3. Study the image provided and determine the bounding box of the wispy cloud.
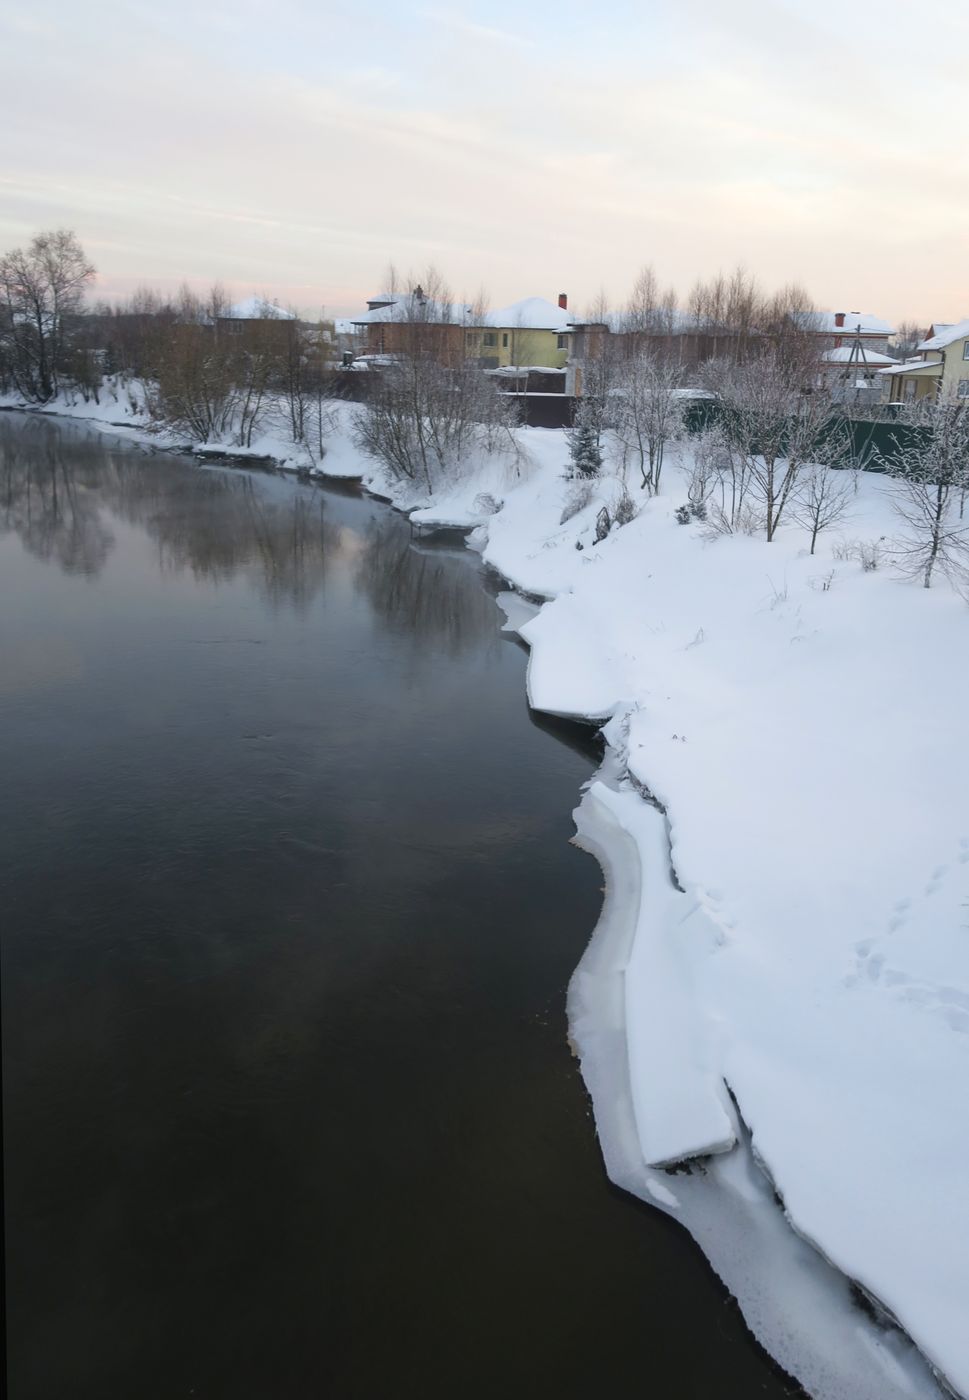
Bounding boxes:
[0,0,965,320]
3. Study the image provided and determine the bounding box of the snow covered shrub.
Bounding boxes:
[473,493,502,516]
[614,487,637,527]
[675,504,692,525]
[835,537,884,572]
[594,506,611,543]
[559,479,595,524]
[353,355,517,495]
[856,538,884,572]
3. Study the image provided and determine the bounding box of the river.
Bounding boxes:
[0,413,802,1398]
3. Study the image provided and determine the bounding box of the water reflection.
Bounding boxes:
[0,434,115,577]
[355,524,500,658]
[0,411,802,1400]
[0,416,502,658]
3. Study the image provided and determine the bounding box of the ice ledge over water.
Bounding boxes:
[579,782,736,1167]
[569,780,947,1400]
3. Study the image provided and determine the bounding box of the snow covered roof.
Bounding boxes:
[810,311,894,336]
[225,296,296,320]
[484,297,573,331]
[487,365,566,376]
[352,295,474,325]
[821,347,897,366]
[877,358,943,376]
[917,317,969,351]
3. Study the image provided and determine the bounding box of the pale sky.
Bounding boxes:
[1,0,967,323]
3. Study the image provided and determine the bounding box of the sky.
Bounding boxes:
[1,0,967,324]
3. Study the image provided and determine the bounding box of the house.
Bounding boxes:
[351,287,474,367]
[819,345,897,403]
[470,295,573,370]
[879,319,969,403]
[217,296,299,350]
[808,311,895,355]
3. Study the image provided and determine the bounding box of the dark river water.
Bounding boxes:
[0,414,801,1399]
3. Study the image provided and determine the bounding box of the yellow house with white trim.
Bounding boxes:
[464,296,573,370]
[880,319,969,402]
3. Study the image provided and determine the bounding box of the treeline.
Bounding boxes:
[0,230,339,458]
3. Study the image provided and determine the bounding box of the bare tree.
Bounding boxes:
[892,320,924,361]
[149,286,237,441]
[883,395,969,590]
[0,229,95,401]
[353,271,516,493]
[707,349,845,540]
[792,461,855,554]
[614,352,686,492]
[355,356,516,494]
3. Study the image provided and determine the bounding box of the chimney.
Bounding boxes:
[558,292,568,310]
[834,312,845,328]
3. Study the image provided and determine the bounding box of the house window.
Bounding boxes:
[962,341,969,360]
[482,332,497,348]
[502,333,508,349]
[556,335,566,349]
[958,378,969,399]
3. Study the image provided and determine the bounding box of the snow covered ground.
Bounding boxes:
[9,392,968,1397]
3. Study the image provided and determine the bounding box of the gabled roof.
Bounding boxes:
[225,296,296,320]
[484,297,573,331]
[917,318,969,351]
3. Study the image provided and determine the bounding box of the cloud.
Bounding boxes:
[0,0,966,320]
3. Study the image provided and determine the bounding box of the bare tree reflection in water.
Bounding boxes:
[0,412,502,644]
[0,415,345,611]
[0,436,115,577]
[354,517,501,659]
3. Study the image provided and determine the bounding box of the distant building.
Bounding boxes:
[879,319,969,403]
[807,311,894,355]
[351,287,473,366]
[217,296,298,349]
[469,295,573,370]
[819,345,897,404]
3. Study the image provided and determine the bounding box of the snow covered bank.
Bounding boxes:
[568,781,942,1400]
[336,419,967,1398]
[0,382,367,478]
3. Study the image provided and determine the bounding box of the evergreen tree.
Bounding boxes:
[569,397,603,477]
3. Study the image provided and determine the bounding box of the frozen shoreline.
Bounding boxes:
[566,780,945,1400]
[8,397,967,1398]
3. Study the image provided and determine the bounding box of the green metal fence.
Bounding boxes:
[681,396,923,472]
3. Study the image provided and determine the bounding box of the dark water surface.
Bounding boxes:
[0,414,799,1399]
